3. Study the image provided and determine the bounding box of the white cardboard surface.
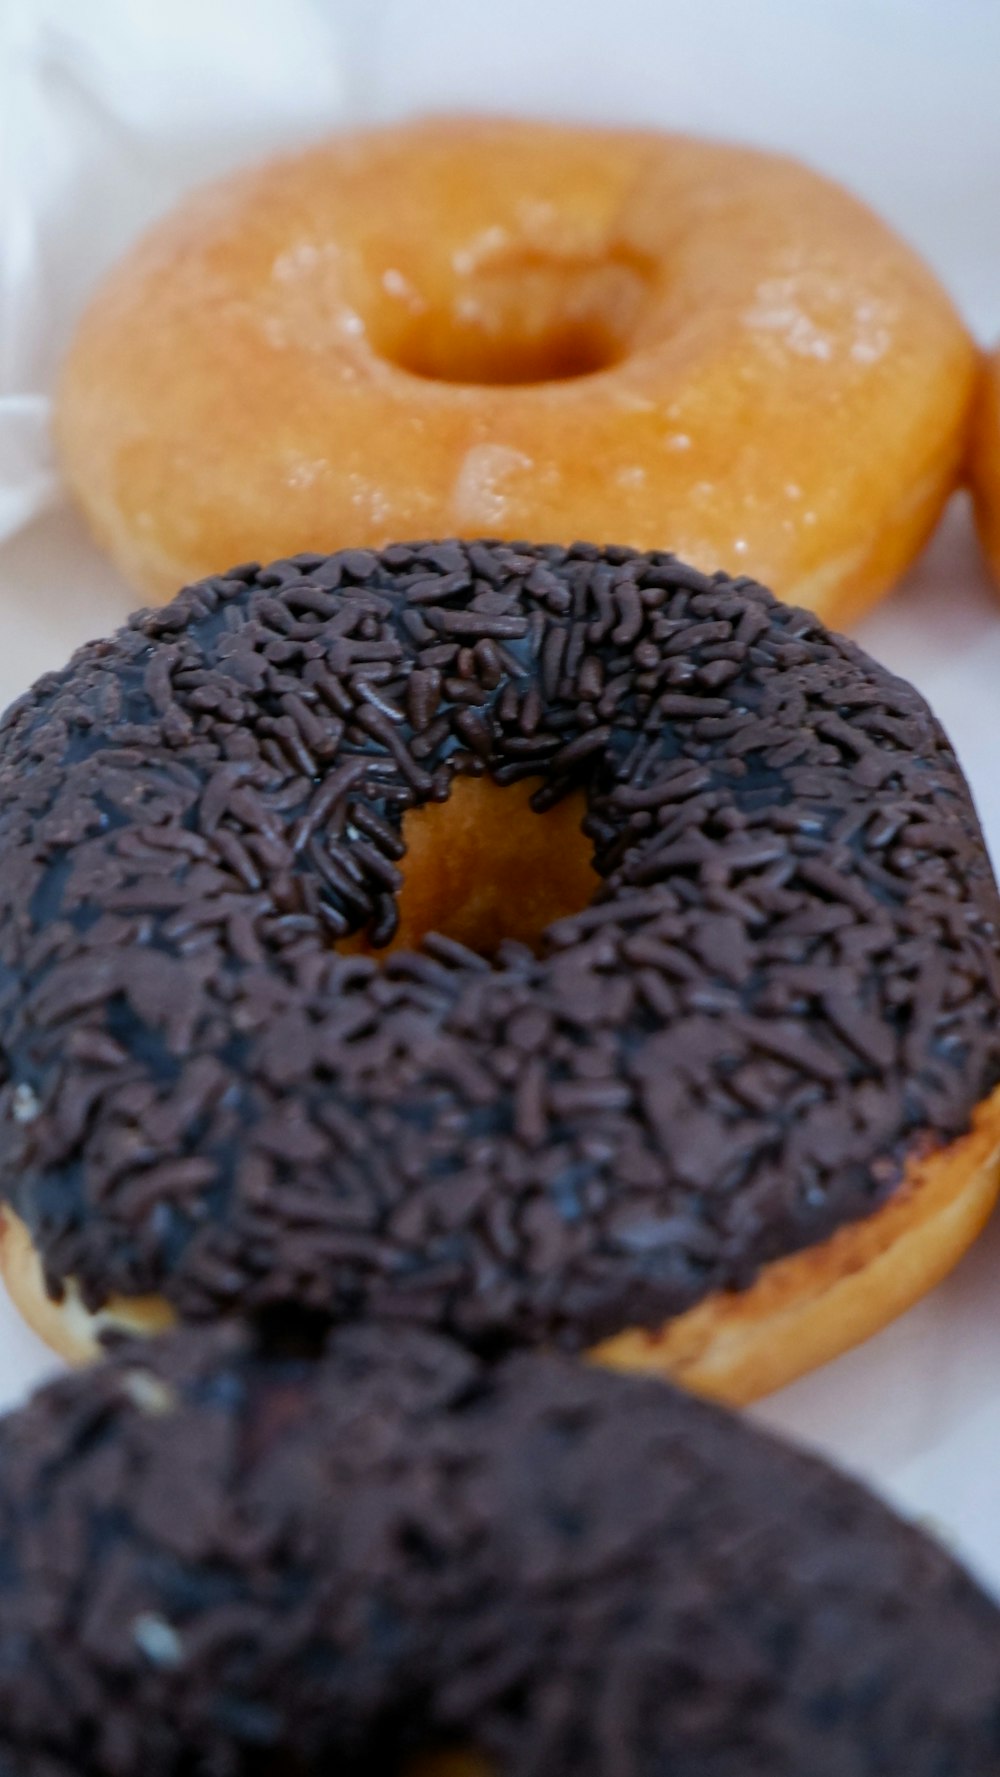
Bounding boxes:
[3,0,1000,1596]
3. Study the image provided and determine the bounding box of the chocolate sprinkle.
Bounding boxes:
[0,1321,999,1774]
[0,540,998,1347]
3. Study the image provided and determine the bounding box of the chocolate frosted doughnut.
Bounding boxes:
[1,1321,999,1775]
[1,541,1000,1396]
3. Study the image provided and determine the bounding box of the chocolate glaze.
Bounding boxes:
[0,541,998,1345]
[0,1321,999,1775]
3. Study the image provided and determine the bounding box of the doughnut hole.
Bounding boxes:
[405,1754,493,1777]
[367,250,651,386]
[345,777,597,960]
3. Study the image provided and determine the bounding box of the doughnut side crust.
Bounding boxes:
[1,1323,1000,1775]
[594,1076,1000,1400]
[5,1075,1000,1400]
[0,544,998,1364]
[55,118,976,623]
[970,345,1000,588]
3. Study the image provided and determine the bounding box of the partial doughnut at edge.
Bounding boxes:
[0,1322,999,1774]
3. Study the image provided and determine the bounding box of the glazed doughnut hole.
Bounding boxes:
[366,247,653,386]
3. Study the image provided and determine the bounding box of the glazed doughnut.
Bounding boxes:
[2,542,1000,1400]
[4,538,1000,1389]
[3,1319,1000,1775]
[56,117,975,627]
[970,342,1000,586]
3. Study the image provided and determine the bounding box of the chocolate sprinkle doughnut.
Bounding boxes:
[0,540,998,1349]
[1,1320,999,1775]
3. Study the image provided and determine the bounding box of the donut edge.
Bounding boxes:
[593,1078,1000,1403]
[5,1080,1000,1397]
